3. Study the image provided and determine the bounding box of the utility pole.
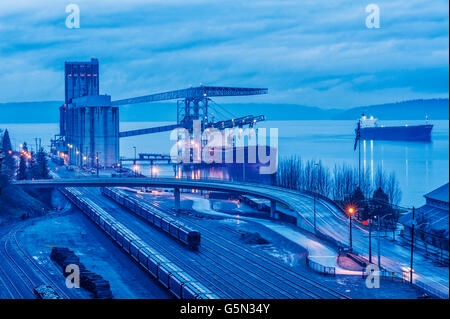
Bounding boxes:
[313,163,319,232]
[410,206,415,283]
[349,213,353,251]
[347,207,354,251]
[313,188,316,232]
[369,219,372,263]
[377,213,381,269]
[357,119,361,188]
[133,146,137,177]
[96,152,99,177]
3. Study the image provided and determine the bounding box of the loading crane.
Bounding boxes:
[112,86,268,137]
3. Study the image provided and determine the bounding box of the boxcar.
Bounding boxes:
[157,263,183,289]
[147,254,171,278]
[169,272,196,299]
[169,222,180,239]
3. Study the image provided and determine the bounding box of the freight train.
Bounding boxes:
[101,187,201,250]
[61,187,217,299]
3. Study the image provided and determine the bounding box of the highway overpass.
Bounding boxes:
[12,177,339,236]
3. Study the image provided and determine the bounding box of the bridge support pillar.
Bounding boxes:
[270,200,279,219]
[174,188,181,212]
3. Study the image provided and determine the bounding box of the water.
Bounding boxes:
[2,120,448,207]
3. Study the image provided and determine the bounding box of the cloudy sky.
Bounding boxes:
[0,0,448,107]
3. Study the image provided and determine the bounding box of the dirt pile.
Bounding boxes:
[51,247,113,299]
[239,231,269,245]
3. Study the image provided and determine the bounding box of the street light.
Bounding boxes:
[133,146,137,177]
[347,206,355,251]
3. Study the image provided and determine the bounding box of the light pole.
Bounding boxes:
[313,162,319,232]
[377,214,381,268]
[363,219,372,263]
[376,212,395,269]
[96,152,99,177]
[410,206,415,283]
[347,206,355,251]
[133,146,137,177]
[313,188,317,231]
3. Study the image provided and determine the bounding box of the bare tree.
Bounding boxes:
[385,172,402,205]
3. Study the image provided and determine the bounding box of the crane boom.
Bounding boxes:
[111,86,268,106]
[118,115,265,138]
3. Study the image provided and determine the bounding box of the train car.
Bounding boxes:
[161,217,175,233]
[109,224,119,240]
[157,263,184,289]
[181,282,212,300]
[122,234,134,254]
[181,283,198,299]
[196,293,221,299]
[125,198,136,212]
[115,230,126,248]
[169,222,180,239]
[102,187,201,249]
[169,272,197,299]
[34,285,62,299]
[147,254,171,278]
[138,247,152,268]
[178,228,201,250]
[130,240,146,262]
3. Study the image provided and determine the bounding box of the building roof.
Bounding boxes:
[399,204,448,231]
[424,183,449,203]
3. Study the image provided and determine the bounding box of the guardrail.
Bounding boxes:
[305,250,336,276]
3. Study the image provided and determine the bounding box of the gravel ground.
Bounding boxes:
[17,206,172,299]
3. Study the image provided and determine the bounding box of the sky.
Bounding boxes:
[0,0,448,108]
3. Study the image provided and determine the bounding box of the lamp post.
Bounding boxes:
[363,219,372,263]
[347,206,355,251]
[133,146,137,177]
[313,188,317,231]
[410,206,415,283]
[96,152,99,177]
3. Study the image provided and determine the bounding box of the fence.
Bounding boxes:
[305,251,336,276]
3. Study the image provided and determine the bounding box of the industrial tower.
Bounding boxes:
[54,58,268,168]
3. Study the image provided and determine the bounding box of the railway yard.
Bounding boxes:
[0,164,424,299]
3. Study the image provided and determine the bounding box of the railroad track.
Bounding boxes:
[0,253,23,298]
[83,188,283,298]
[110,190,350,299]
[148,200,351,299]
[0,216,74,299]
[2,227,39,298]
[10,226,72,299]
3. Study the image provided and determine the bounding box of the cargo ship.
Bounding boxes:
[356,114,433,141]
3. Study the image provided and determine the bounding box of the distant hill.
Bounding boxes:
[0,98,448,123]
[0,101,62,124]
[332,99,449,120]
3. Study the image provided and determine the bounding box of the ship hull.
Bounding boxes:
[359,124,433,141]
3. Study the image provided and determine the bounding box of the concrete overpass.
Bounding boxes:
[12,178,339,235]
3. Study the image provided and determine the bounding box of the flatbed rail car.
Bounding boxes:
[101,187,201,250]
[34,285,62,299]
[60,187,216,299]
